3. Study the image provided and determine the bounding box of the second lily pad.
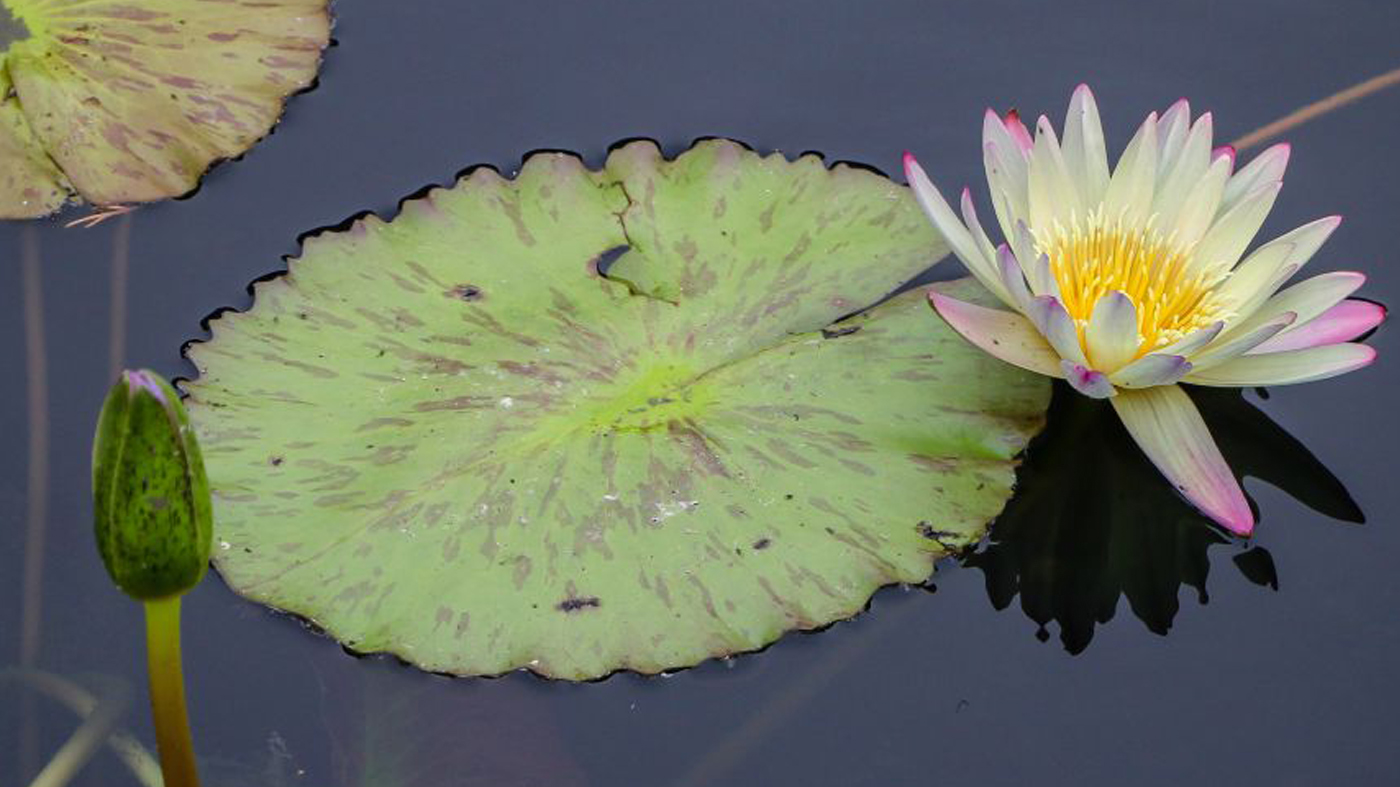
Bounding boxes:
[184,140,1049,679]
[0,0,331,217]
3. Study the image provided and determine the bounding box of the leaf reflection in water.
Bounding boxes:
[965,382,1362,654]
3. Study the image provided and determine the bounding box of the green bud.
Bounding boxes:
[92,369,213,601]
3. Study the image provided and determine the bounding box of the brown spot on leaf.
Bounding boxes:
[448,284,483,301]
[557,596,601,613]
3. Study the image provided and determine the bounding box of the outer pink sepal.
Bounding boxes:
[1250,299,1386,353]
[927,287,1064,378]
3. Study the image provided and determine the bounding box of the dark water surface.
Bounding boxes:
[4,1,1399,784]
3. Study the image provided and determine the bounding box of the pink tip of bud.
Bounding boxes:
[124,370,169,405]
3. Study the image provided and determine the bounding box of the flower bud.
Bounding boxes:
[92,369,212,600]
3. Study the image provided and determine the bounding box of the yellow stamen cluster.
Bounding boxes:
[1035,207,1231,353]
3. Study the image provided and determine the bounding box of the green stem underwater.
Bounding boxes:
[143,596,201,787]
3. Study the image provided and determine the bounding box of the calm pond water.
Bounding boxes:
[3,0,1399,784]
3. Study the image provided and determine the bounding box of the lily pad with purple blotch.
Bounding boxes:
[183,139,1049,679]
[0,0,330,218]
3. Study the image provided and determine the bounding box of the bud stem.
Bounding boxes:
[143,596,200,787]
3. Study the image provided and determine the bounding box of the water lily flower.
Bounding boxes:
[906,86,1383,535]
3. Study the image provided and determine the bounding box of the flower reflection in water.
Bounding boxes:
[964,382,1362,654]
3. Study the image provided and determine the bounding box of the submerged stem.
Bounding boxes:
[19,224,49,783]
[108,213,132,380]
[144,596,201,787]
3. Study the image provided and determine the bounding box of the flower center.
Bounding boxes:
[1035,208,1231,354]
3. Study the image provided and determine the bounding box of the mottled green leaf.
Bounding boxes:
[184,140,1049,679]
[0,0,331,218]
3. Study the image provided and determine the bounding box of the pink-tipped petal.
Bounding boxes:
[904,153,1003,295]
[1061,361,1116,399]
[1185,342,1377,387]
[1211,145,1237,171]
[928,288,1064,378]
[1003,109,1034,154]
[1250,299,1386,353]
[1111,385,1254,535]
[1109,353,1193,388]
[982,117,1031,230]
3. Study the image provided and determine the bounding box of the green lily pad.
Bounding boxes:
[183,139,1049,679]
[0,0,331,218]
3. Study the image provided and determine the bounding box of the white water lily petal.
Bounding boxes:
[1250,300,1386,353]
[1185,343,1376,387]
[1102,114,1159,225]
[983,141,1027,243]
[1228,271,1366,340]
[961,188,999,269]
[996,245,1033,312]
[1028,295,1089,366]
[1110,353,1193,388]
[1061,84,1111,203]
[1026,250,1060,301]
[1222,143,1290,212]
[1191,312,1297,371]
[1012,221,1056,296]
[1155,321,1226,357]
[1190,181,1282,272]
[904,154,1005,299]
[1085,291,1141,372]
[1173,154,1233,249]
[1153,113,1214,227]
[1028,117,1081,230]
[1110,385,1253,535]
[1062,361,1116,398]
[1212,242,1297,318]
[1155,99,1192,176]
[1258,215,1343,273]
[983,111,1030,221]
[927,289,1064,378]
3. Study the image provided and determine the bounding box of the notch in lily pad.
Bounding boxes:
[183,139,1051,680]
